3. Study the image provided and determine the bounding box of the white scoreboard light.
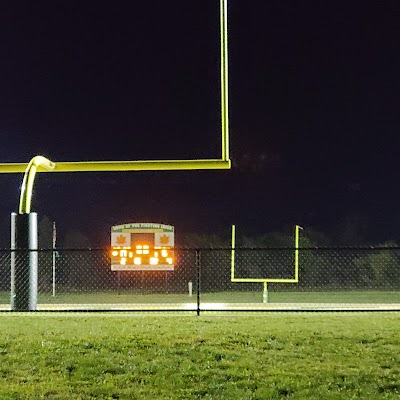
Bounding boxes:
[111,223,175,271]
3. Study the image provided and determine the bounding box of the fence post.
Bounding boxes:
[196,249,201,316]
[10,213,16,310]
[11,212,38,311]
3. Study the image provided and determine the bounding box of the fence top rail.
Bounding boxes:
[1,246,400,252]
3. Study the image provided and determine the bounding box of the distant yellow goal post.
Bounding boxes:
[231,225,303,303]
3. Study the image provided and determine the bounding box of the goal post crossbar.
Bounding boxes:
[0,159,231,174]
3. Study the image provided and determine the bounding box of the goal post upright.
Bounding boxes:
[294,224,303,282]
[220,0,229,162]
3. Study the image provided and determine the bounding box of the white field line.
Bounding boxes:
[1,303,400,311]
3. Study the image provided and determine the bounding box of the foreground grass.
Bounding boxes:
[0,313,399,399]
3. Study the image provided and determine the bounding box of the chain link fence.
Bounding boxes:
[1,247,399,311]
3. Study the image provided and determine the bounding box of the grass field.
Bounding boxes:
[1,290,399,306]
[0,313,399,399]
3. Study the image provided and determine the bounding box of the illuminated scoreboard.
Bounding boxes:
[111,223,174,271]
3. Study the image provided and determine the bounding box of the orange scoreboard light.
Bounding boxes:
[111,223,174,271]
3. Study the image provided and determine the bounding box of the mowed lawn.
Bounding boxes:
[0,313,399,399]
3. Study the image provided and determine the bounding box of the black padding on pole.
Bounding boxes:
[11,213,38,311]
[13,214,30,311]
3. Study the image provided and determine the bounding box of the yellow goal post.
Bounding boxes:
[0,0,231,214]
[231,225,303,303]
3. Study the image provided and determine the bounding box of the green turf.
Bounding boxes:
[201,290,400,304]
[0,313,399,399]
[1,290,399,307]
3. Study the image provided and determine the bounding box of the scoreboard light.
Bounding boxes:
[111,246,174,269]
[136,244,150,255]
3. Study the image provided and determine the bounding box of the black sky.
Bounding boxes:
[0,0,399,245]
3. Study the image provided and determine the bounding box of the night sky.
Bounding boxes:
[0,1,399,245]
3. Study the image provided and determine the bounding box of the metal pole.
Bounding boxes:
[196,250,201,316]
[231,224,236,280]
[52,221,56,297]
[10,213,16,309]
[13,156,54,311]
[117,271,121,294]
[29,213,38,310]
